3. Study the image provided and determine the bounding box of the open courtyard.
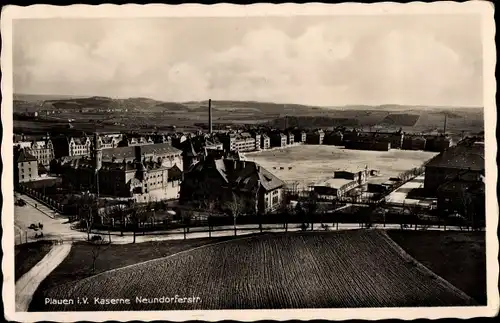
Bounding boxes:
[244,145,439,189]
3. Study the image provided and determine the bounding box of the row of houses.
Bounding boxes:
[321,128,452,152]
[214,128,321,152]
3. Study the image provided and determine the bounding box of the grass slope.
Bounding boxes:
[32,230,475,311]
[387,230,486,305]
[15,241,53,281]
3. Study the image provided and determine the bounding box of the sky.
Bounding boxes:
[13,15,483,107]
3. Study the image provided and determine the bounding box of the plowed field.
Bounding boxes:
[34,230,475,311]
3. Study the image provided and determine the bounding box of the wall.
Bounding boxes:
[18,160,39,182]
[262,188,283,213]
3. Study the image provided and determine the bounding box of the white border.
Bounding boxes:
[2,2,498,321]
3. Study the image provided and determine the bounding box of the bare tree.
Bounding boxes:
[457,186,479,231]
[203,200,217,238]
[226,193,244,236]
[282,202,296,233]
[99,204,115,243]
[303,194,319,231]
[128,203,146,244]
[78,193,97,241]
[142,201,156,235]
[90,238,111,274]
[182,209,194,240]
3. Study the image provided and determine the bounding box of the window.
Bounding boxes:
[22,175,24,179]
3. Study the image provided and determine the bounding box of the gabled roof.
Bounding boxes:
[426,144,484,171]
[182,139,198,157]
[186,156,284,192]
[168,164,183,181]
[17,149,37,163]
[102,143,181,161]
[256,165,285,191]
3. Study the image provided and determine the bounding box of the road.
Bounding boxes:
[15,243,72,312]
[87,221,470,244]
[14,193,472,245]
[14,193,86,244]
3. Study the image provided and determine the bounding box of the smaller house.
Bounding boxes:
[292,129,307,143]
[269,132,287,148]
[15,148,39,184]
[260,134,271,149]
[306,129,324,145]
[334,167,369,185]
[402,135,427,150]
[312,178,358,200]
[367,177,390,194]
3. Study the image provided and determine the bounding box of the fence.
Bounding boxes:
[397,165,426,182]
[17,184,65,215]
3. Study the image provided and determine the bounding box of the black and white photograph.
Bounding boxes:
[2,2,498,321]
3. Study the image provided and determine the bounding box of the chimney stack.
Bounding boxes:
[208,99,213,134]
[134,145,142,162]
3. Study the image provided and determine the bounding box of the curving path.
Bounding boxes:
[15,243,72,312]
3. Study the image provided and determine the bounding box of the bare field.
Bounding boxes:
[244,145,438,188]
[387,230,486,304]
[34,230,474,311]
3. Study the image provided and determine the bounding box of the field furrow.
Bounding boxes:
[32,231,476,311]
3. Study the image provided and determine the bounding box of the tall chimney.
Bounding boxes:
[443,114,447,134]
[208,99,213,134]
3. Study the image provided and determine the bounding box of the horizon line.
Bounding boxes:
[13,93,483,109]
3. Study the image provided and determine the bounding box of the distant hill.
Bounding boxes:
[13,94,484,134]
[14,93,89,102]
[380,114,420,126]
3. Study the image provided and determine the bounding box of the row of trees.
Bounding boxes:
[74,184,483,245]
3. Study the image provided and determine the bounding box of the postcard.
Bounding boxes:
[2,2,498,322]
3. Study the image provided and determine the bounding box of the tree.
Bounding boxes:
[78,192,97,241]
[89,236,111,274]
[142,201,156,235]
[128,202,146,244]
[99,203,115,243]
[282,202,296,233]
[113,204,128,236]
[226,193,244,236]
[182,209,194,240]
[330,199,340,229]
[457,185,483,231]
[303,194,319,231]
[203,200,217,238]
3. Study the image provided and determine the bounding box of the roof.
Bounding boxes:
[182,139,198,157]
[438,180,485,194]
[168,164,183,181]
[17,149,37,163]
[314,178,353,189]
[367,177,389,185]
[187,156,284,192]
[425,144,484,171]
[102,143,182,161]
[335,167,367,175]
[256,166,285,191]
